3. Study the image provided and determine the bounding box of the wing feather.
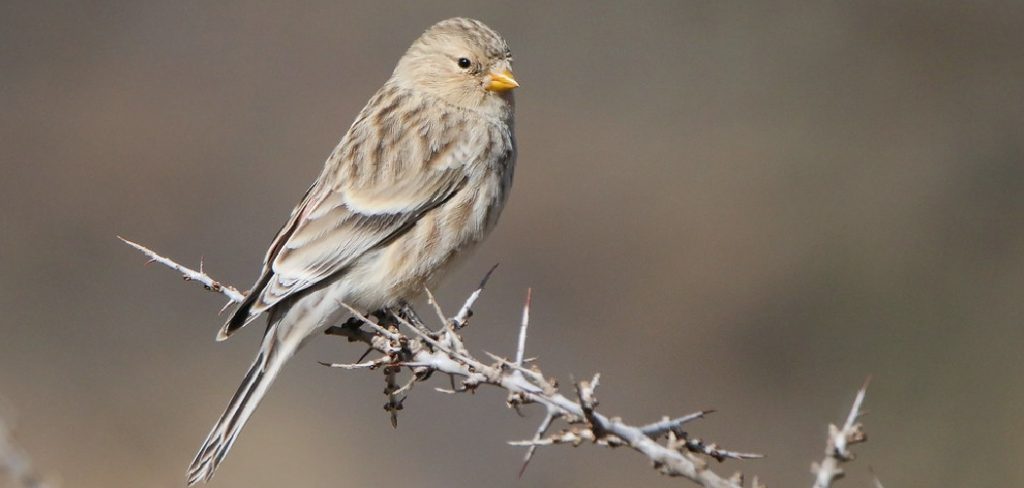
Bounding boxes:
[218,84,483,339]
[218,104,476,339]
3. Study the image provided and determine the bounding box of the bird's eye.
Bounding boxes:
[457,57,472,69]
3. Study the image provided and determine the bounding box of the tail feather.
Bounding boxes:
[186,334,295,485]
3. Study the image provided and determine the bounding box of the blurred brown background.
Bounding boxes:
[2,1,1023,487]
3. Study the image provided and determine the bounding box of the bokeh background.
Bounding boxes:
[2,1,1023,487]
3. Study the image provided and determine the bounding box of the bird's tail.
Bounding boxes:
[186,327,299,485]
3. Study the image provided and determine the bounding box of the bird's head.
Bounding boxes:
[393,18,517,114]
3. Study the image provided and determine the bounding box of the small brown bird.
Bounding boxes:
[186,18,517,484]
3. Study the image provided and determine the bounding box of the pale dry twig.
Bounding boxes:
[811,378,870,488]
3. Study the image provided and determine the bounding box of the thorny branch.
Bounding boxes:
[121,238,874,488]
[118,237,245,303]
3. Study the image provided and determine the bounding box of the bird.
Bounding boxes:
[186,17,518,485]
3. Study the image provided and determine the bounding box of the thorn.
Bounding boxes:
[479,262,500,289]
[869,466,886,488]
[517,459,531,479]
[422,287,449,328]
[356,347,373,363]
[514,288,532,366]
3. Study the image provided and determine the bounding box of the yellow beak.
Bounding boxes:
[486,69,519,92]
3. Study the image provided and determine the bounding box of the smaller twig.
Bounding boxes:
[335,302,401,341]
[640,411,714,438]
[384,366,402,428]
[509,429,591,447]
[217,300,234,315]
[391,375,419,397]
[483,353,542,384]
[423,288,449,329]
[518,405,560,477]
[451,263,499,329]
[677,435,764,462]
[319,357,391,370]
[396,302,434,336]
[118,236,245,303]
[836,379,869,456]
[811,378,871,488]
[514,288,532,367]
[388,312,484,370]
[869,467,885,488]
[576,373,604,439]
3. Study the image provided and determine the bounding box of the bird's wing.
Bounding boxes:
[266,165,468,306]
[218,122,477,339]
